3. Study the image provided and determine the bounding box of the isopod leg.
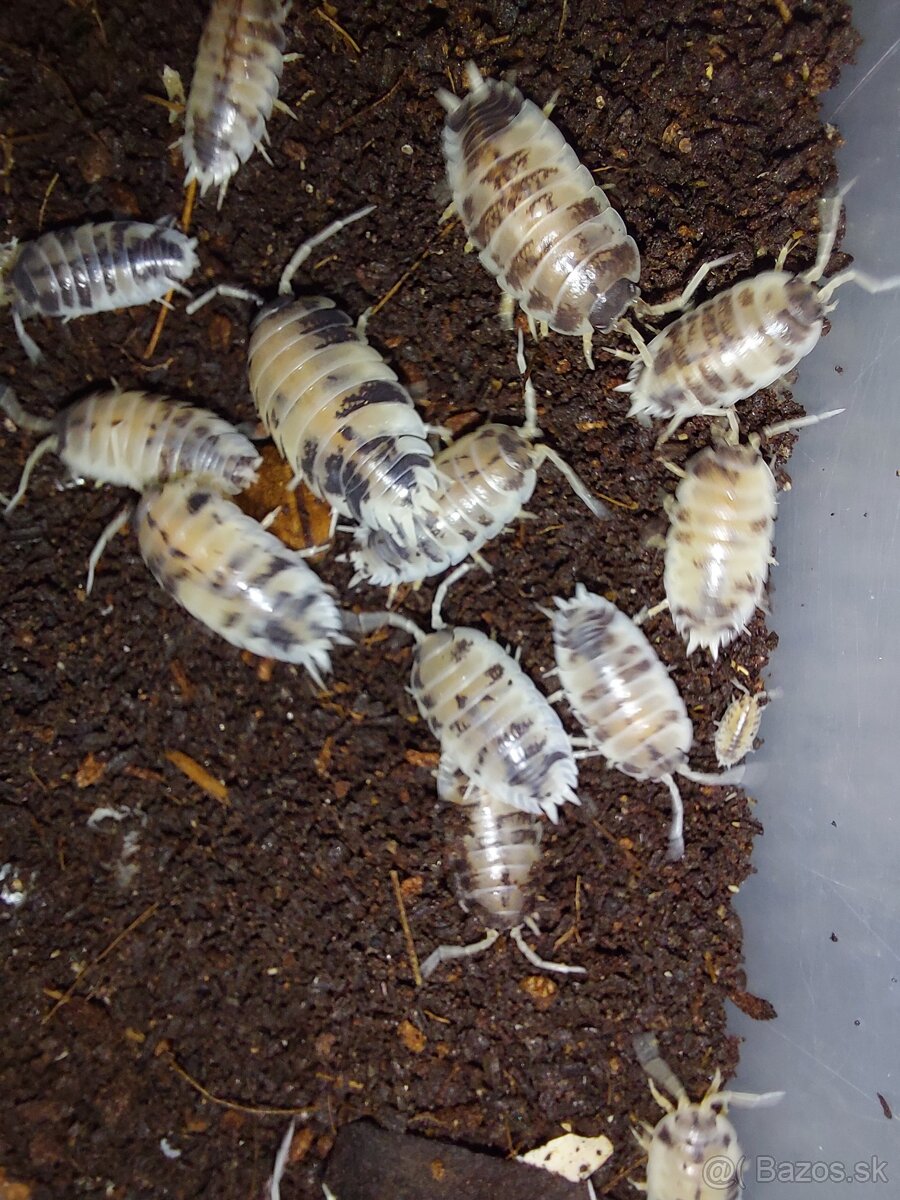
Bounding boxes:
[662,773,685,861]
[419,928,500,979]
[4,435,55,513]
[637,254,736,318]
[12,311,43,363]
[509,925,586,975]
[535,445,610,519]
[86,504,132,595]
[185,283,264,316]
[278,204,376,295]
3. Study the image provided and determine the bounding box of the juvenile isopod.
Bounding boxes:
[2,386,261,591]
[632,1032,784,1200]
[419,760,584,978]
[714,681,775,768]
[0,218,199,362]
[546,585,737,859]
[349,335,607,589]
[616,188,900,439]
[438,62,640,365]
[137,476,345,683]
[356,567,579,822]
[182,0,292,205]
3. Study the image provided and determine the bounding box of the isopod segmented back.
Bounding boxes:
[439,63,640,349]
[137,476,345,683]
[2,388,261,513]
[410,622,579,823]
[0,220,199,362]
[248,295,441,541]
[437,757,543,930]
[183,0,291,203]
[547,585,735,859]
[665,441,776,660]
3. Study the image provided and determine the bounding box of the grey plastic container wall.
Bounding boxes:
[730,4,900,1196]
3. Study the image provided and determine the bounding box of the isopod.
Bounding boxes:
[419,759,584,978]
[2,386,261,592]
[664,439,777,660]
[137,476,345,683]
[349,336,607,588]
[632,1032,784,1200]
[546,585,737,860]
[2,387,261,510]
[248,297,441,543]
[617,188,900,438]
[715,682,774,768]
[0,218,199,362]
[182,0,291,205]
[438,62,641,365]
[356,567,579,822]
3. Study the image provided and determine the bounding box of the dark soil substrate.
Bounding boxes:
[0,2,856,1197]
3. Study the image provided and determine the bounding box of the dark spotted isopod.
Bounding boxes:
[439,62,640,364]
[0,219,199,362]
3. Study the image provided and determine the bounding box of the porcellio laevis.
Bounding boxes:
[248,294,442,542]
[618,189,900,438]
[2,387,261,514]
[182,0,291,205]
[0,219,199,362]
[357,569,579,822]
[547,586,737,860]
[632,1033,784,1200]
[438,62,641,365]
[137,476,345,684]
[663,439,777,660]
[348,345,607,589]
[418,760,584,979]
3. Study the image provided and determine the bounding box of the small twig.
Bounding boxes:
[42,901,160,1024]
[558,0,568,39]
[164,749,228,804]
[142,93,185,116]
[335,70,406,135]
[142,179,196,359]
[168,1054,313,1117]
[370,219,459,318]
[390,869,423,987]
[314,7,361,56]
[593,488,640,511]
[37,172,59,231]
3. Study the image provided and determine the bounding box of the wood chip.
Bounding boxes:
[164,751,228,803]
[75,753,106,789]
[403,748,440,769]
[728,988,777,1020]
[398,1019,427,1053]
[236,445,334,557]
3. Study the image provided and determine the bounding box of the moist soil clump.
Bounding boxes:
[0,2,856,1197]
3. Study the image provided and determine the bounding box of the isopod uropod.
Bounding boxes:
[438,62,641,365]
[357,567,580,823]
[663,439,777,660]
[182,0,292,205]
[547,585,736,859]
[618,189,900,439]
[419,760,584,978]
[349,341,607,589]
[632,1032,784,1200]
[137,476,346,684]
[0,219,199,362]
